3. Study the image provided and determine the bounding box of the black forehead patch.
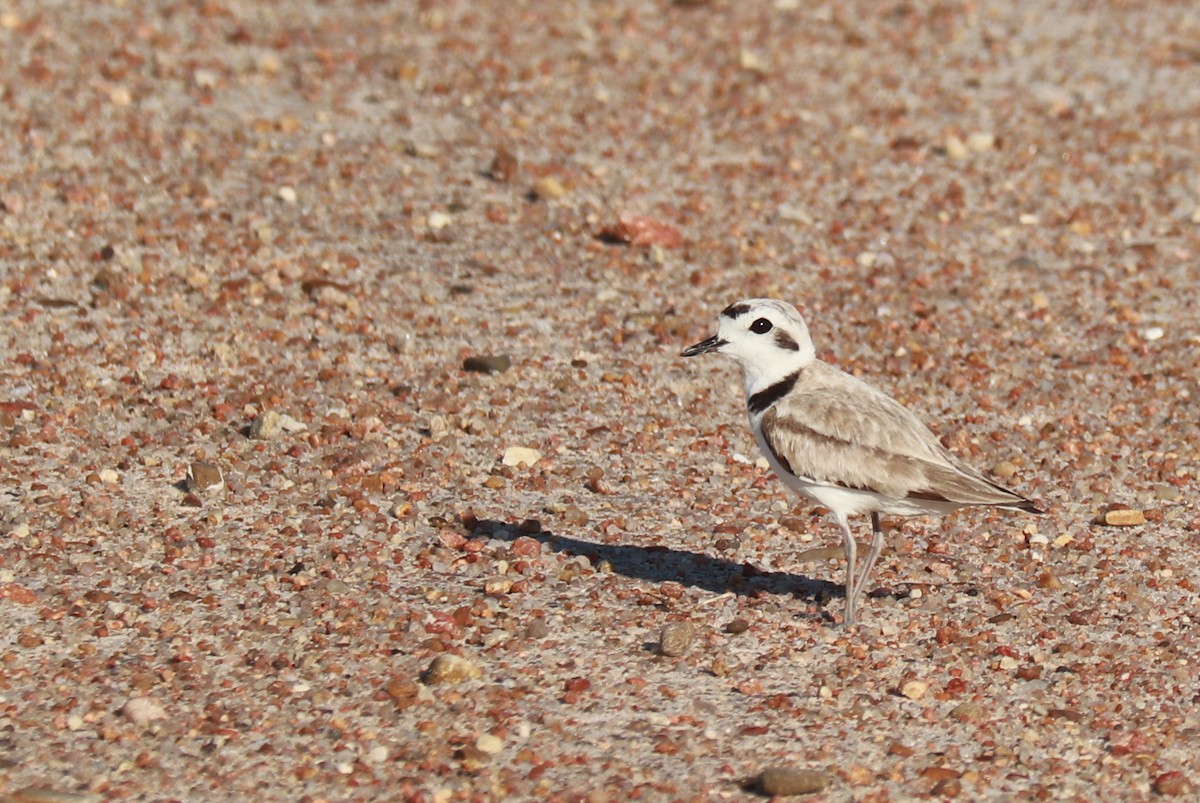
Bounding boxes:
[721,302,752,319]
[774,330,800,351]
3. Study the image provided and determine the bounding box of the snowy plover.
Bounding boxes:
[682,298,1042,626]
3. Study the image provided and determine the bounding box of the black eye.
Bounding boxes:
[750,318,773,334]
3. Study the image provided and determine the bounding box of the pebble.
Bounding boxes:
[1154,485,1181,501]
[948,701,986,724]
[475,733,503,754]
[601,213,683,248]
[898,679,928,700]
[249,410,283,439]
[531,177,566,200]
[427,211,451,230]
[277,186,297,204]
[422,654,482,685]
[248,410,305,439]
[1037,572,1063,590]
[1097,509,1145,527]
[0,583,38,605]
[723,618,750,635]
[121,696,167,725]
[756,767,831,796]
[1153,771,1193,797]
[386,678,419,702]
[484,577,513,595]
[966,131,995,153]
[523,619,550,640]
[405,140,441,158]
[658,621,696,657]
[991,460,1018,479]
[739,48,767,74]
[945,135,970,160]
[562,505,589,526]
[98,468,120,484]
[489,148,519,182]
[256,53,283,75]
[775,203,812,225]
[192,68,218,89]
[186,462,224,494]
[463,354,512,373]
[502,447,542,468]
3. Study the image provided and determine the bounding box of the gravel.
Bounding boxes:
[2,0,1199,800]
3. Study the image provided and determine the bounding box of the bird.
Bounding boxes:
[681,298,1042,626]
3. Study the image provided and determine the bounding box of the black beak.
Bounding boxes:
[680,335,725,357]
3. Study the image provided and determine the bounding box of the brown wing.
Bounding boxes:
[761,378,1036,508]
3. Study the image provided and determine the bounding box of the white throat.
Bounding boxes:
[729,340,814,401]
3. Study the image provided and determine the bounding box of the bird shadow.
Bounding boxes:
[464,516,843,615]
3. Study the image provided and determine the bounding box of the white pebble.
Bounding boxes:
[121,696,167,725]
[739,48,767,73]
[475,733,503,754]
[502,446,541,467]
[278,186,298,204]
[427,211,451,230]
[1141,327,1164,341]
[776,204,812,225]
[366,745,389,763]
[945,135,969,160]
[966,132,995,153]
[193,68,218,89]
[98,468,120,484]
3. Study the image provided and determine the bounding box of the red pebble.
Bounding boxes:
[563,677,591,694]
[1154,772,1193,796]
[511,536,542,557]
[601,212,683,248]
[0,584,37,605]
[437,530,467,550]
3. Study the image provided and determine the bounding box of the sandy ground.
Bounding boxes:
[2,1,1200,800]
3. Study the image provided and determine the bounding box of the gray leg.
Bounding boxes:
[850,512,885,605]
[835,511,857,626]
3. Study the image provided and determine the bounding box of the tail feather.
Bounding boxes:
[1001,497,1044,515]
